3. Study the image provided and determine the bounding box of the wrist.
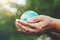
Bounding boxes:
[48,17,57,30]
[50,17,60,31]
[51,18,56,29]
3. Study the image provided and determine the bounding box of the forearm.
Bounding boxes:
[51,18,60,32]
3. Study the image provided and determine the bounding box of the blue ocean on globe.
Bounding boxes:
[21,11,38,22]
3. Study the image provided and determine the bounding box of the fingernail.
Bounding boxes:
[16,19,19,21]
[18,29,21,31]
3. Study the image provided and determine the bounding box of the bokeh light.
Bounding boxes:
[0,0,26,15]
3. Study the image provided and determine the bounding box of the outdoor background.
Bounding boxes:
[0,0,60,40]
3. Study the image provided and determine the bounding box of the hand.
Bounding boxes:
[15,15,54,34]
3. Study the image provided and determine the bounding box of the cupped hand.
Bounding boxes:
[15,15,54,34]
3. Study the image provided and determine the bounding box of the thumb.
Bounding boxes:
[28,16,41,23]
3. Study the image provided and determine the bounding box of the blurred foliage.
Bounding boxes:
[0,0,60,40]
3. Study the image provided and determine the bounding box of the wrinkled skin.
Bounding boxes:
[15,15,53,34]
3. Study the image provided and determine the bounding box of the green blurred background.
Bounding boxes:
[0,0,60,40]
